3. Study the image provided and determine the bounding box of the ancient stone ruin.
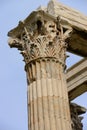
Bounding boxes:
[8,0,87,130]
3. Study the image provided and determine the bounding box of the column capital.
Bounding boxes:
[8,10,72,65]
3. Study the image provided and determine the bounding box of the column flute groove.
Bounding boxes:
[50,60,57,130]
[36,61,45,130]
[31,62,39,130]
[41,60,51,130]
[28,65,34,130]
[60,65,67,130]
[45,60,51,130]
[51,60,59,130]
[55,62,62,130]
[56,63,64,130]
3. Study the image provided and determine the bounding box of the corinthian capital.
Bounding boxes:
[8,11,72,65]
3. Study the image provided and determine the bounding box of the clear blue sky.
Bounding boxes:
[0,0,87,130]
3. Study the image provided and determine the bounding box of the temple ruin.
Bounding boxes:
[8,0,87,130]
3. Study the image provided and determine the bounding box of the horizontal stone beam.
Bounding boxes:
[47,0,87,32]
[66,58,87,101]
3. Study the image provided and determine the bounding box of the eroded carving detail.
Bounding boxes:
[8,17,72,65]
[70,103,86,130]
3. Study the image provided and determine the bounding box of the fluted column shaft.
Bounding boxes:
[26,58,72,130]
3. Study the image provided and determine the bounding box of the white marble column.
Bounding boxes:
[8,12,72,130]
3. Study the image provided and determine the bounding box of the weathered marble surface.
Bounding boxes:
[47,0,87,32]
[70,103,86,130]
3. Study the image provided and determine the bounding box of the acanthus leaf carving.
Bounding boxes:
[8,17,73,65]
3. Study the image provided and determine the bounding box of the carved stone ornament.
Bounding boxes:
[8,11,72,66]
